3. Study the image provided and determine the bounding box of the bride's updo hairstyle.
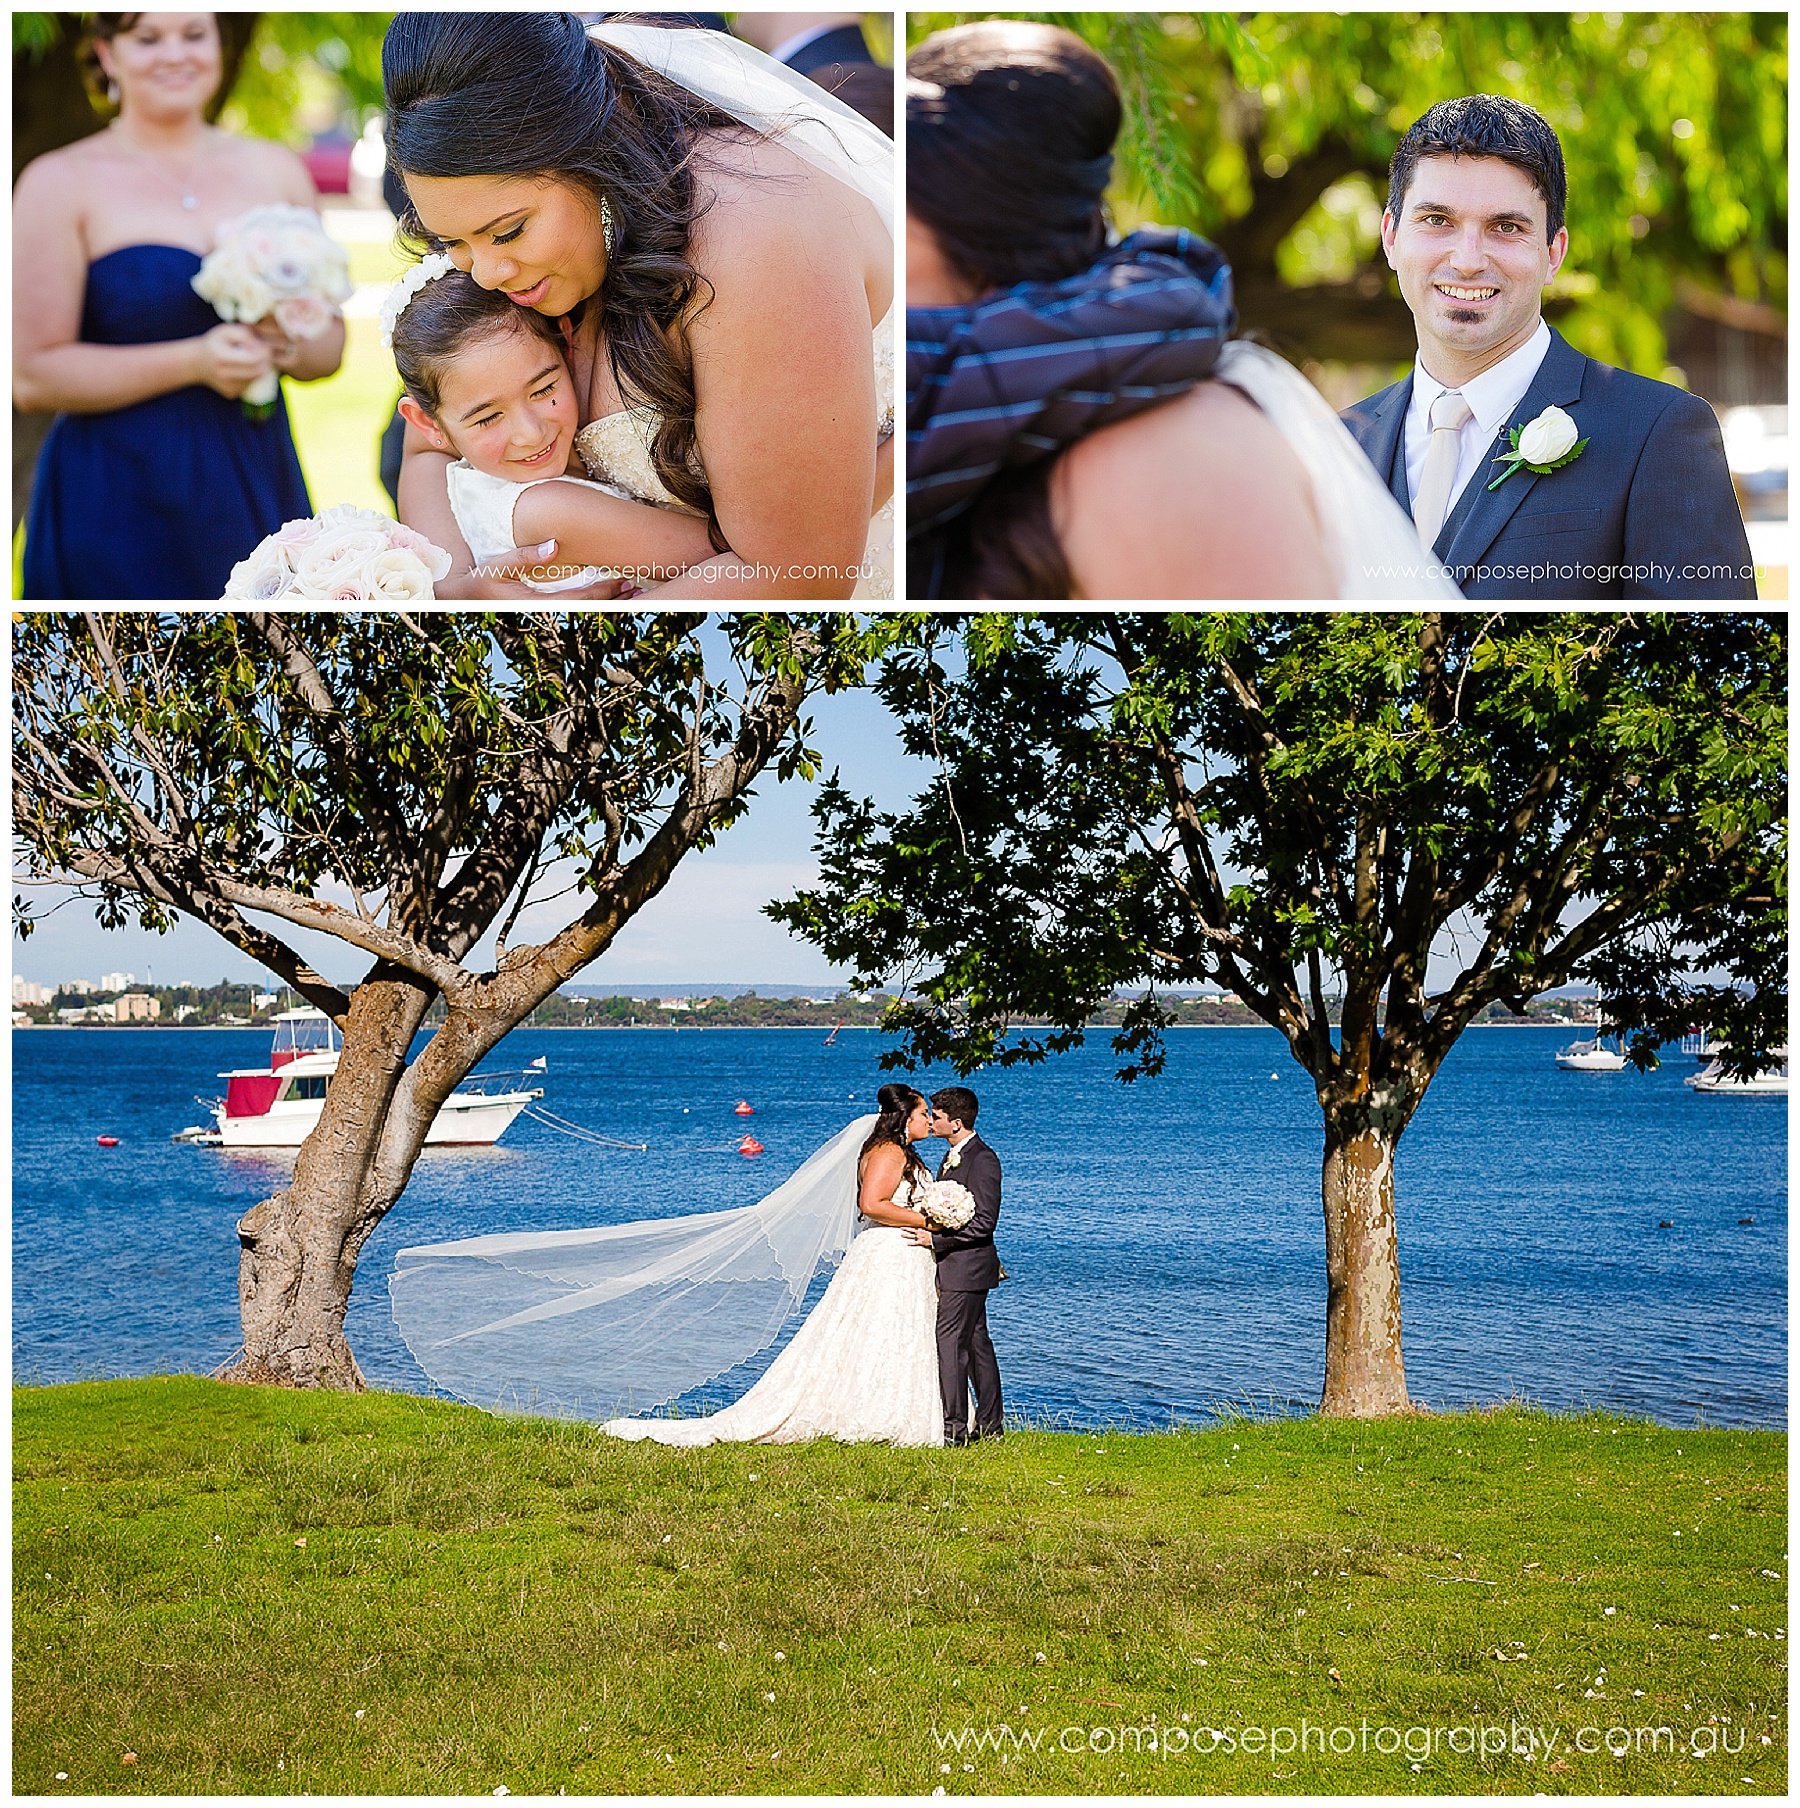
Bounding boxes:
[907,22,1120,293]
[906,24,1125,597]
[383,11,739,543]
[861,1082,932,1183]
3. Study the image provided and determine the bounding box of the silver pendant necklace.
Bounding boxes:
[113,122,200,210]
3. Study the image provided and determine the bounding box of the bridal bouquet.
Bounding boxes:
[191,205,352,415]
[222,505,452,600]
[914,1179,976,1231]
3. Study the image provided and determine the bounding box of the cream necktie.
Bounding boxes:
[1412,389,1473,551]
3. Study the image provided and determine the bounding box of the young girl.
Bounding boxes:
[383,257,718,590]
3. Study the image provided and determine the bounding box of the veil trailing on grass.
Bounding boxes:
[388,1115,876,1420]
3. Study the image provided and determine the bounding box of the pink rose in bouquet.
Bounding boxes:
[222,505,451,601]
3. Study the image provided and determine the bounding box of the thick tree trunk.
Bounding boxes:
[224,975,433,1390]
[1318,1117,1412,1416]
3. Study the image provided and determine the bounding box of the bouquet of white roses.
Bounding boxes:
[191,204,352,413]
[222,504,452,601]
[914,1178,976,1231]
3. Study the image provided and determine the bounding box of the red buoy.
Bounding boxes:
[734,1100,755,1116]
[96,1135,120,1147]
[738,1136,764,1156]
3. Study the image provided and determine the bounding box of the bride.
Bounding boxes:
[381,12,893,598]
[389,1085,946,1446]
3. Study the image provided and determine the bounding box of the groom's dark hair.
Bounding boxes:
[1387,95,1567,241]
[932,1086,979,1128]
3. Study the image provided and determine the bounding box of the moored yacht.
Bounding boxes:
[192,1009,543,1146]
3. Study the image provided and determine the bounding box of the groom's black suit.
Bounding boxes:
[931,1135,1004,1443]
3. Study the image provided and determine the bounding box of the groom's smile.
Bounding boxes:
[1382,153,1568,385]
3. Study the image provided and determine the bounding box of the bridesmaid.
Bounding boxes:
[14,12,345,600]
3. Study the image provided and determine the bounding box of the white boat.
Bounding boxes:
[1554,1033,1628,1071]
[1686,1047,1788,1096]
[199,1009,544,1147]
[1680,1028,1727,1061]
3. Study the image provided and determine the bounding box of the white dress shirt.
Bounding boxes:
[1403,318,1552,525]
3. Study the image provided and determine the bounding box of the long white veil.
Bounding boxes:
[389,1114,876,1420]
[1212,341,1461,599]
[588,22,894,237]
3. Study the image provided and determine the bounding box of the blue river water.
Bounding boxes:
[11,1023,1787,1428]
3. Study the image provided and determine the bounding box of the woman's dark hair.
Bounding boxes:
[388,267,567,417]
[860,1082,932,1183]
[907,22,1121,292]
[1388,94,1568,241]
[383,11,742,544]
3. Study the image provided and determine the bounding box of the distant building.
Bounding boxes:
[12,977,49,1006]
[60,978,96,997]
[659,997,693,1012]
[116,993,161,1021]
[100,971,135,994]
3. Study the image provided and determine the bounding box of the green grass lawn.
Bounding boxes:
[13,1381,1786,1796]
[283,227,416,522]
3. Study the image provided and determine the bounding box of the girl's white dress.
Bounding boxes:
[444,459,630,594]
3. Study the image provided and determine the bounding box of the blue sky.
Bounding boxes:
[12,684,934,991]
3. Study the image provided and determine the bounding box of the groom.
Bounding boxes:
[905,1086,1004,1445]
[1342,94,1755,600]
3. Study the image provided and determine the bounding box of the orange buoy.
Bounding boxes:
[96,1135,120,1147]
[734,1100,755,1116]
[738,1136,764,1156]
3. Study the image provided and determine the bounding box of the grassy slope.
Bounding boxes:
[13,1381,1786,1796]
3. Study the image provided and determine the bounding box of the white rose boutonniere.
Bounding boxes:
[943,1147,962,1173]
[1488,404,1587,490]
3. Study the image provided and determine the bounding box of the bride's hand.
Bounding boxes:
[903,1226,935,1248]
[192,324,274,399]
[432,539,641,601]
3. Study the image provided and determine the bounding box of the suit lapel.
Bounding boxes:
[1437,330,1588,568]
[1365,373,1414,513]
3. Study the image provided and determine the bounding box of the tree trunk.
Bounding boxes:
[1318,1116,1412,1416]
[225,975,433,1390]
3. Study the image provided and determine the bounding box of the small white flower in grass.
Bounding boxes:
[1604,1606,1617,1615]
[748,1473,759,1482]
[355,1709,365,1720]
[1634,1691,1646,1699]
[55,1775,67,1783]
[764,1693,776,1704]
[661,1535,672,1543]
[494,1787,509,1798]
[1709,1633,1721,1641]
[1034,1652,1047,1664]
[774,1652,785,1662]
[962,1763,974,1772]
[940,1764,952,1774]
[932,1788,946,1797]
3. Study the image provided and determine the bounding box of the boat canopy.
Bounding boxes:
[270,1008,342,1070]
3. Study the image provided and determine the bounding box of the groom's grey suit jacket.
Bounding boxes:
[1340,327,1755,600]
[931,1136,1002,1294]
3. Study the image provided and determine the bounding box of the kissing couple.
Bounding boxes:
[391,1085,1006,1448]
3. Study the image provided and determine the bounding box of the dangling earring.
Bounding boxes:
[601,194,617,262]
[106,78,120,106]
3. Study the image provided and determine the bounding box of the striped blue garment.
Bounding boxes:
[906,228,1236,543]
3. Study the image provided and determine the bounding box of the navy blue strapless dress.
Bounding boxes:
[22,245,312,600]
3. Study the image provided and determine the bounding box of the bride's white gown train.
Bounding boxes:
[389,1116,943,1444]
[605,1200,942,1448]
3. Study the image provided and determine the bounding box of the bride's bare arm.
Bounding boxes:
[857,1146,928,1227]
[644,150,880,600]
[1051,380,1337,600]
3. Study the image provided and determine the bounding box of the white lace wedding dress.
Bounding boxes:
[603,1175,942,1448]
[581,23,895,598]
